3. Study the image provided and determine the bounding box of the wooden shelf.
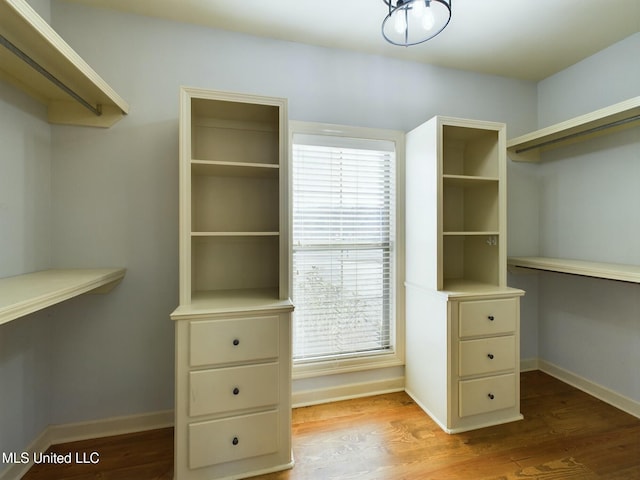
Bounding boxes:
[191,231,279,237]
[0,0,129,127]
[171,288,293,319]
[191,160,279,177]
[443,231,499,236]
[508,256,640,284]
[443,174,499,186]
[507,96,640,162]
[0,268,126,326]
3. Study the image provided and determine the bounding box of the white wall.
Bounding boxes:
[534,34,640,401]
[1,0,538,458]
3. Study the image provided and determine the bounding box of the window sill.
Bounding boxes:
[292,351,404,380]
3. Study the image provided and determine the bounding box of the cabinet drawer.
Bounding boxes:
[189,363,279,417]
[189,410,278,469]
[459,298,517,338]
[190,316,279,367]
[459,336,515,377]
[459,373,516,417]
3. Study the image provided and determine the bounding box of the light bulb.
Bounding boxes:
[393,9,407,34]
[421,6,435,30]
[411,0,426,18]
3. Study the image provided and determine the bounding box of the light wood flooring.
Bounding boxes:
[22,371,640,479]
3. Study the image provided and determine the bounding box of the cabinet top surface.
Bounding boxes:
[171,289,294,320]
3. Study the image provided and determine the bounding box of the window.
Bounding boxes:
[291,122,403,373]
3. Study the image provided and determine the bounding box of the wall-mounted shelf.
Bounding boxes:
[0,0,129,127]
[0,268,126,326]
[507,96,640,162]
[508,256,640,284]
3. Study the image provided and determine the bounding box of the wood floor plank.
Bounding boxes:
[20,372,640,480]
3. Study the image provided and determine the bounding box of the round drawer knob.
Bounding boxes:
[488,393,495,400]
[488,315,495,321]
[487,353,494,360]
[232,436,239,446]
[233,387,240,395]
[232,338,240,346]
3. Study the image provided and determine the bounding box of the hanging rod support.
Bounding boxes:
[515,114,640,154]
[0,33,102,117]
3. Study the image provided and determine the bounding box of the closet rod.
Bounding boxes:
[0,33,102,117]
[515,114,640,154]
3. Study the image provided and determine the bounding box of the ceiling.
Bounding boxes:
[62,0,639,81]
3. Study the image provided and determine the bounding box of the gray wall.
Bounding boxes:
[534,34,640,401]
[2,0,636,468]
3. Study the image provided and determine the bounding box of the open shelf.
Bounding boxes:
[0,0,129,127]
[171,288,293,318]
[191,160,279,178]
[0,268,126,326]
[508,256,640,284]
[507,96,640,162]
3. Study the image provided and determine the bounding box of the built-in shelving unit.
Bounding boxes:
[0,268,126,326]
[405,116,524,434]
[507,96,640,162]
[0,0,129,127]
[171,87,293,480]
[508,257,640,284]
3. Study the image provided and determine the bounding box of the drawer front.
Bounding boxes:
[189,363,279,417]
[459,336,515,377]
[459,373,516,418]
[190,316,279,367]
[189,410,278,469]
[459,298,517,338]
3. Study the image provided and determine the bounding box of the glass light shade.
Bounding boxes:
[382,0,452,46]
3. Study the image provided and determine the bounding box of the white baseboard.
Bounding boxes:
[520,357,539,372]
[0,410,173,480]
[538,359,640,419]
[293,377,405,407]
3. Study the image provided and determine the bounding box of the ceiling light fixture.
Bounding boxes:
[382,0,452,46]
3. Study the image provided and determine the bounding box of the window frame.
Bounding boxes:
[289,121,405,379]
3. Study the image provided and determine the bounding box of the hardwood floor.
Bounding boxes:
[21,371,640,479]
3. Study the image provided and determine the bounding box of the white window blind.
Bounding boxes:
[292,133,396,363]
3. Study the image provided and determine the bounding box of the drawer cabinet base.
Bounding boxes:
[405,285,524,434]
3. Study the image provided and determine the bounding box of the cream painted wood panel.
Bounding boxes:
[189,363,279,417]
[189,316,279,367]
[405,116,524,433]
[0,268,126,325]
[507,96,640,162]
[458,297,517,337]
[508,256,640,284]
[188,410,279,469]
[459,373,517,417]
[459,336,515,376]
[171,88,293,480]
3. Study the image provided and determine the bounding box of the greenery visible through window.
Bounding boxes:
[292,131,396,363]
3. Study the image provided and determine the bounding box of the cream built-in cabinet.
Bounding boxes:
[171,87,294,479]
[405,116,524,433]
